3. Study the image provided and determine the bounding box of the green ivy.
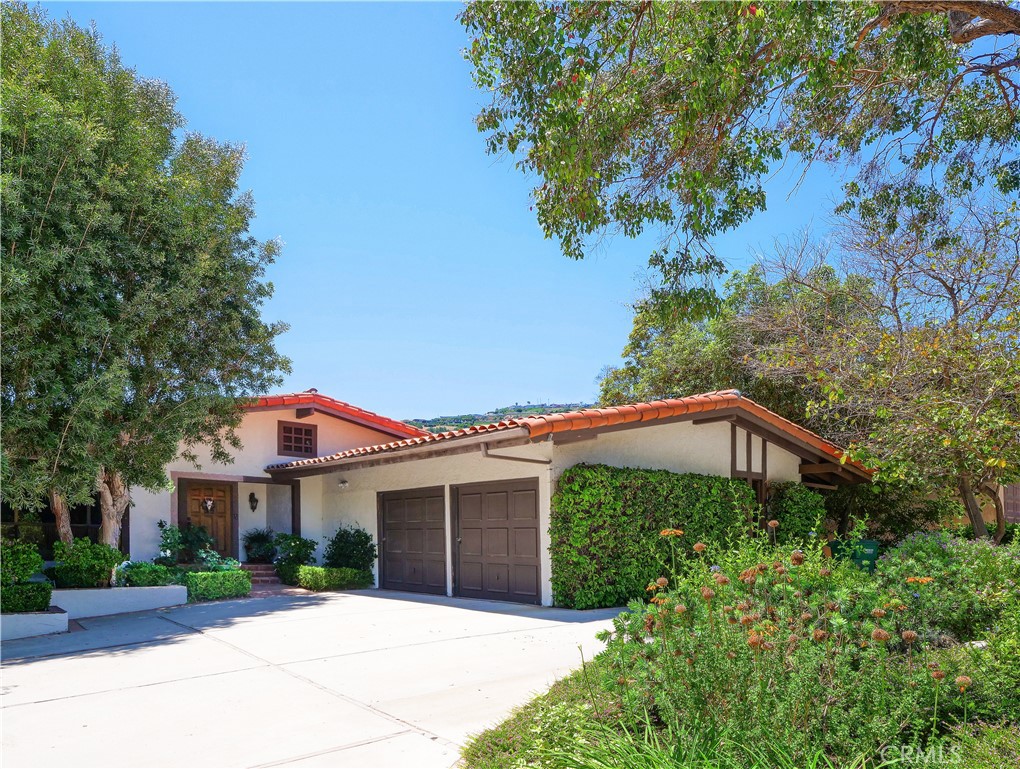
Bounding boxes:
[767,482,827,544]
[549,464,757,609]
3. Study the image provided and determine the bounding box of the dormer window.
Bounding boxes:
[278,421,317,457]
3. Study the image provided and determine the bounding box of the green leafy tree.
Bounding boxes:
[462,1,1019,313]
[597,267,845,424]
[742,192,1020,541]
[1,3,289,546]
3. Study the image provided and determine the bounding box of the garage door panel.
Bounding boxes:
[485,563,509,594]
[512,490,538,520]
[485,492,508,521]
[426,497,445,522]
[456,478,541,605]
[380,487,446,595]
[514,528,538,559]
[460,493,482,521]
[485,527,509,557]
[513,564,539,599]
[405,528,424,554]
[461,527,482,556]
[426,528,445,556]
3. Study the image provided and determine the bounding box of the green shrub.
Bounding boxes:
[274,533,317,567]
[824,483,959,546]
[241,527,277,563]
[295,565,373,591]
[323,524,377,571]
[766,482,825,544]
[116,562,177,587]
[875,532,1020,642]
[183,570,251,601]
[1,538,44,586]
[276,563,299,585]
[549,464,757,609]
[599,535,969,763]
[52,538,127,588]
[194,549,241,572]
[154,519,183,566]
[0,582,53,613]
[953,521,1019,545]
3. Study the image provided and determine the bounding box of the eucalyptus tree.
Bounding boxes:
[1,3,289,545]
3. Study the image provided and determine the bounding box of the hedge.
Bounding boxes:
[550,464,757,609]
[183,570,251,601]
[767,482,827,544]
[1,582,53,613]
[295,566,373,591]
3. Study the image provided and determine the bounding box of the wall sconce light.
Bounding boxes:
[337,479,349,490]
[248,492,259,512]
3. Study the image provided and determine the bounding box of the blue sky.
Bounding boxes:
[45,1,841,419]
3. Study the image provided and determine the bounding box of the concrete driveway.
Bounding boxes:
[0,590,618,768]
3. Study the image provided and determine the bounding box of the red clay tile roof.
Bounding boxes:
[245,391,427,439]
[266,389,869,476]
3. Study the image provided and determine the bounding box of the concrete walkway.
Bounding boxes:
[0,590,619,768]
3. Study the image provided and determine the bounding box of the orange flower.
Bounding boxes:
[659,528,684,538]
[955,675,972,693]
[693,542,707,553]
[656,577,669,588]
[906,576,935,585]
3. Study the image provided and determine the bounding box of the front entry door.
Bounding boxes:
[185,483,234,556]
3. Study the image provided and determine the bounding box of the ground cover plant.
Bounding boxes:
[465,524,1020,768]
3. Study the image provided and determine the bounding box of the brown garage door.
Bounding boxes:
[378,487,446,595]
[454,478,541,605]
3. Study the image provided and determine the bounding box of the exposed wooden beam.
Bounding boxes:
[692,414,737,426]
[803,482,838,491]
[800,462,844,475]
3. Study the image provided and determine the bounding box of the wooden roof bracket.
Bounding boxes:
[480,442,552,465]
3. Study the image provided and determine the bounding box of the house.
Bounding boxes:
[128,390,428,562]
[242,388,868,606]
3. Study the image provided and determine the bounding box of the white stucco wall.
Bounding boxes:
[127,408,406,561]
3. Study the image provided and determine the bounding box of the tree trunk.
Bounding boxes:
[958,475,990,539]
[48,489,74,544]
[979,482,1007,544]
[97,468,131,548]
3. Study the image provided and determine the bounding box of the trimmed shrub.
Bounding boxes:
[296,565,373,591]
[1,538,44,586]
[766,482,826,544]
[52,538,127,588]
[183,570,251,601]
[241,527,277,563]
[116,562,177,587]
[550,464,757,609]
[323,524,377,571]
[0,582,53,613]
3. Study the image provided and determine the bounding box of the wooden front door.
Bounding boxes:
[185,483,234,556]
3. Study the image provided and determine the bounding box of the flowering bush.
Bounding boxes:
[875,532,1020,642]
[598,531,977,762]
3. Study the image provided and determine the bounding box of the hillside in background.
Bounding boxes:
[405,402,594,433]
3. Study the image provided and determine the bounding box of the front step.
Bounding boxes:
[242,563,281,585]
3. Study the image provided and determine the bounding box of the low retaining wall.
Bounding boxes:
[1,607,68,641]
[50,585,188,619]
